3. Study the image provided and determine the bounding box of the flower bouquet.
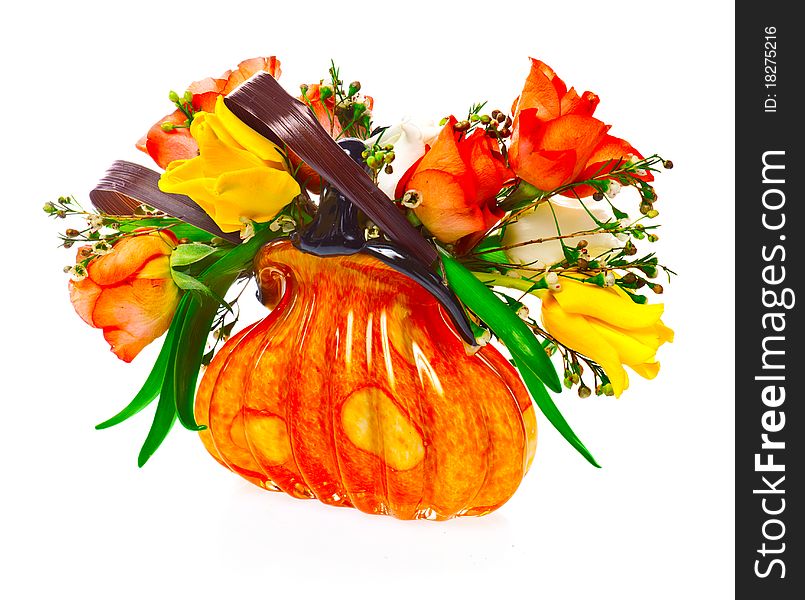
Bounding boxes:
[47,56,674,520]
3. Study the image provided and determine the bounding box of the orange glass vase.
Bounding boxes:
[195,238,537,519]
[194,140,537,520]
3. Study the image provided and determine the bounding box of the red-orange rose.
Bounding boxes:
[509,58,652,195]
[396,116,512,245]
[137,57,281,169]
[69,231,180,362]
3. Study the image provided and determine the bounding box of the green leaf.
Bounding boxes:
[514,354,600,467]
[611,205,629,220]
[172,284,233,431]
[442,256,560,393]
[472,235,510,265]
[562,243,580,264]
[137,302,187,467]
[170,243,219,267]
[621,289,648,304]
[95,297,189,429]
[583,273,606,287]
[116,219,227,243]
[137,385,178,468]
[172,228,280,431]
[442,255,600,466]
[171,269,216,296]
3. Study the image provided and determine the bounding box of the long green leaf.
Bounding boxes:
[173,228,280,430]
[172,289,232,430]
[441,255,560,391]
[513,354,600,467]
[137,310,184,467]
[137,388,178,468]
[442,255,600,466]
[94,297,188,430]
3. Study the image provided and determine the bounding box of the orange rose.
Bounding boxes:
[137,57,281,169]
[509,58,652,195]
[396,116,512,245]
[69,231,180,362]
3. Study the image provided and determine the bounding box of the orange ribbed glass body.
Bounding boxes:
[195,239,537,519]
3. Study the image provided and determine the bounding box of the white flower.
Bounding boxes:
[92,240,113,255]
[503,197,620,268]
[68,264,87,282]
[86,214,105,231]
[239,217,256,242]
[605,180,622,198]
[368,119,442,199]
[269,215,296,234]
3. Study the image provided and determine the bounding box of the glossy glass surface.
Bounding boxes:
[196,240,537,519]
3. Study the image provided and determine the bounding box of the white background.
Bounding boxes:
[1,1,734,598]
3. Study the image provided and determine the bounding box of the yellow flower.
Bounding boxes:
[159,96,300,233]
[540,278,673,396]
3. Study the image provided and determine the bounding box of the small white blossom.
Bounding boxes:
[516,305,530,320]
[475,327,492,346]
[86,214,105,231]
[545,272,561,291]
[269,215,296,234]
[365,221,381,240]
[92,240,113,255]
[604,272,616,287]
[605,180,622,198]
[401,190,422,209]
[68,264,87,282]
[239,217,255,242]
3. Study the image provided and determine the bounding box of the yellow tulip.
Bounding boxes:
[159,96,300,233]
[540,277,673,396]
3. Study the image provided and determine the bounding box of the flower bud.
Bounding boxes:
[384,164,393,175]
[578,385,592,398]
[651,283,664,294]
[401,190,422,209]
[453,120,471,132]
[65,228,80,237]
[183,90,193,104]
[348,81,361,96]
[319,86,333,100]
[168,90,180,103]
[592,192,604,201]
[663,159,674,169]
[160,122,175,132]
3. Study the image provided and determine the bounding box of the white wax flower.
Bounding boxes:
[503,197,620,267]
[368,119,441,199]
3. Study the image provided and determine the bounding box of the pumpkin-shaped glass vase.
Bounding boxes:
[194,140,537,520]
[195,238,537,520]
